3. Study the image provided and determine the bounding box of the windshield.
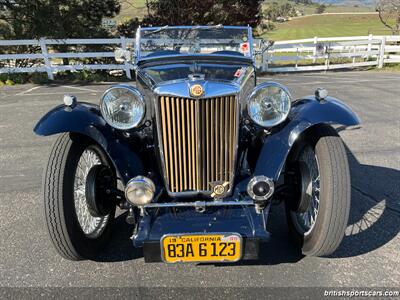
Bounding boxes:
[137,26,253,60]
[143,62,250,84]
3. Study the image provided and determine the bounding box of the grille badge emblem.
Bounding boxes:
[211,182,229,198]
[189,84,204,97]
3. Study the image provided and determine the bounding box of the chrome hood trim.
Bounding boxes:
[153,79,240,99]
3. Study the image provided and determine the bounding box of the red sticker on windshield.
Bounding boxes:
[240,42,249,54]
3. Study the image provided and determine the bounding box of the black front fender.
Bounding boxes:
[254,96,360,181]
[34,103,143,184]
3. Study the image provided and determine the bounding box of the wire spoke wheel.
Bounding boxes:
[43,134,116,260]
[73,148,109,239]
[285,125,351,257]
[290,145,321,236]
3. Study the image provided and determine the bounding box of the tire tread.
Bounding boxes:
[43,133,83,260]
[306,125,350,256]
[285,124,351,257]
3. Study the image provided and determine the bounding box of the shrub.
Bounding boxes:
[30,73,50,84]
[0,73,30,84]
[5,79,14,86]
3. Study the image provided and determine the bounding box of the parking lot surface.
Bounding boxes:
[0,71,399,287]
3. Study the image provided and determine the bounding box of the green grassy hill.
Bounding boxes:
[264,13,392,41]
[262,0,373,15]
[313,0,376,6]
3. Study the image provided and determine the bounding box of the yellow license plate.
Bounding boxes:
[161,233,242,263]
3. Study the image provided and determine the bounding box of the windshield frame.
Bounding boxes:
[135,25,254,63]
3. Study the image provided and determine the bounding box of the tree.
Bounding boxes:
[0,0,121,39]
[376,0,400,35]
[117,17,141,36]
[315,4,326,14]
[0,0,121,68]
[264,2,296,22]
[290,0,313,4]
[141,0,263,28]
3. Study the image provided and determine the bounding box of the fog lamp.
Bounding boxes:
[247,176,274,202]
[125,176,155,206]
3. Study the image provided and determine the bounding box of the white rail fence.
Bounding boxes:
[259,35,400,73]
[0,35,399,79]
[0,37,135,80]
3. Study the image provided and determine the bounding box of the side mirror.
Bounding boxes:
[255,40,275,56]
[114,48,135,62]
[265,40,275,49]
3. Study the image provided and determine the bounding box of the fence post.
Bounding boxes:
[367,33,373,60]
[313,36,318,63]
[325,53,329,72]
[120,36,132,79]
[39,38,54,80]
[262,48,268,73]
[378,36,386,68]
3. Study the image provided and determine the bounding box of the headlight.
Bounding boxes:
[248,82,291,128]
[125,176,155,206]
[100,85,145,130]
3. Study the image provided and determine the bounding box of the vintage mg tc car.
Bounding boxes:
[34,26,360,263]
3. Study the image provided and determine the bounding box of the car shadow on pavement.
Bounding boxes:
[232,204,304,266]
[329,144,400,258]
[95,211,143,262]
[94,143,399,263]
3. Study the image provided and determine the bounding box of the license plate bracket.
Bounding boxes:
[161,233,242,263]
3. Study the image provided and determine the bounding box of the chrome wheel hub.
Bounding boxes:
[291,146,320,236]
[73,148,109,239]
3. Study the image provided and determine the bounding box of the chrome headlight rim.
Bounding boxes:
[125,176,156,206]
[100,84,145,130]
[247,81,292,128]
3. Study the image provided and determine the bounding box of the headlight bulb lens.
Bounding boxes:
[125,176,155,206]
[248,82,292,128]
[100,85,145,130]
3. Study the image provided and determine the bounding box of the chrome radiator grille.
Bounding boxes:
[158,96,238,194]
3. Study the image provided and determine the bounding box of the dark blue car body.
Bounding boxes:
[34,26,360,262]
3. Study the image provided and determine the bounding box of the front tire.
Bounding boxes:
[285,125,350,257]
[43,133,115,260]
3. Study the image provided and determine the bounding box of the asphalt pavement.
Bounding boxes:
[0,71,399,288]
